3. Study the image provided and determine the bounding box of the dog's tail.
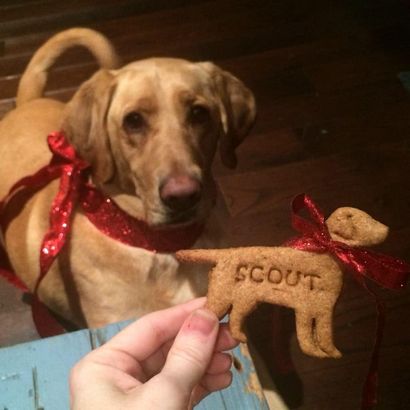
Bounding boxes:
[176,248,232,265]
[16,28,120,107]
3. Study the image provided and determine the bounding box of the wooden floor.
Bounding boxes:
[1,1,410,409]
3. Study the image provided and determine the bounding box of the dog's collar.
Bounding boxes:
[1,131,204,254]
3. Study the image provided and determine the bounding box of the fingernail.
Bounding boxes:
[183,308,218,336]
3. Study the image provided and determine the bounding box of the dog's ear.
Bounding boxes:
[197,62,256,168]
[62,69,116,183]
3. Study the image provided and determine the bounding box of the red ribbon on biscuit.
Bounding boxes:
[285,193,409,290]
[285,193,409,410]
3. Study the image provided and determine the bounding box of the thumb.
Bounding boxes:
[149,308,219,405]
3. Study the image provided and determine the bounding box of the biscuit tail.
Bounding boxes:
[175,248,230,265]
[16,28,120,106]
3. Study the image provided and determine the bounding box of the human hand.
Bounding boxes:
[69,297,238,409]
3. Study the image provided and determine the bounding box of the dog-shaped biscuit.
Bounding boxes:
[176,206,389,358]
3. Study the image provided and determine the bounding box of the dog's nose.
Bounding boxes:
[159,174,201,213]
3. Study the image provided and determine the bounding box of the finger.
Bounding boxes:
[140,338,174,378]
[156,323,237,362]
[142,319,238,378]
[189,385,210,409]
[200,370,233,392]
[152,308,219,400]
[192,371,233,405]
[102,298,206,362]
[83,345,147,382]
[206,352,232,375]
[215,324,239,352]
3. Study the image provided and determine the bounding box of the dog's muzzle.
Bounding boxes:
[159,174,202,219]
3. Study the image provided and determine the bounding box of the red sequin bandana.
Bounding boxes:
[0,131,204,335]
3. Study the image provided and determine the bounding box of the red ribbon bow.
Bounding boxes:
[285,193,409,290]
[38,132,91,288]
[0,132,90,335]
[0,131,204,336]
[285,193,409,410]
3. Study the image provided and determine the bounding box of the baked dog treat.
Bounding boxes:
[176,206,389,359]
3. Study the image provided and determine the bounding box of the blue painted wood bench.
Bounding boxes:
[0,320,269,409]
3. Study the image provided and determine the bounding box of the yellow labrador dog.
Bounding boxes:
[0,28,256,328]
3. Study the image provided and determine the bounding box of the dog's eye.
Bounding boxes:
[123,112,145,132]
[188,105,211,124]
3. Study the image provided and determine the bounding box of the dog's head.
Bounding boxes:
[62,58,256,226]
[326,207,389,247]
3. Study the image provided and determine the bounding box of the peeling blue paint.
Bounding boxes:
[0,319,268,409]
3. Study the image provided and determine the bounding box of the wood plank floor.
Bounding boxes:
[1,1,410,408]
